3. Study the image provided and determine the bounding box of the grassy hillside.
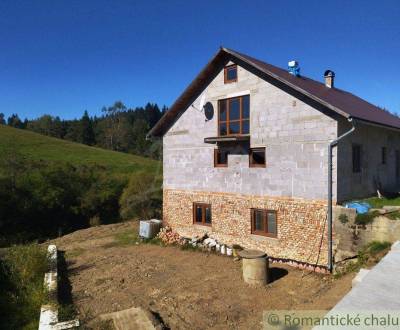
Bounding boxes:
[0,125,162,246]
[0,125,161,176]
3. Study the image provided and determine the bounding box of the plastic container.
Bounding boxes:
[139,220,160,239]
[220,245,226,255]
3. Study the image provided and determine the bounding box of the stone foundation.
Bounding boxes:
[163,189,329,269]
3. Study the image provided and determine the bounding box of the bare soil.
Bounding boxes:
[50,222,353,329]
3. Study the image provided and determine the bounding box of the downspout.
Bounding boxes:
[327,117,356,272]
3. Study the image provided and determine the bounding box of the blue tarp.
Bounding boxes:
[344,201,371,214]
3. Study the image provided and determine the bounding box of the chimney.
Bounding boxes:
[324,70,335,88]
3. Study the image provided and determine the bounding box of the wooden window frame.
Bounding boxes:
[193,202,212,226]
[250,209,277,238]
[352,144,362,173]
[218,95,250,136]
[249,147,266,168]
[214,148,228,167]
[224,64,237,83]
[382,147,387,165]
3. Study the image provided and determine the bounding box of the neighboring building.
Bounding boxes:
[147,47,400,270]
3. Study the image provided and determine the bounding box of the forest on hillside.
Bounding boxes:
[0,101,166,160]
[0,101,165,247]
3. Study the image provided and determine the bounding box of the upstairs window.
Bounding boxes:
[352,144,362,173]
[218,95,250,136]
[382,147,387,165]
[249,147,266,167]
[224,65,237,83]
[193,203,212,226]
[214,148,229,167]
[251,209,277,238]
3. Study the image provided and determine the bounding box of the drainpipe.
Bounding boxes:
[327,117,356,272]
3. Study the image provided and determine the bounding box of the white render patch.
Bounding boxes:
[39,245,79,330]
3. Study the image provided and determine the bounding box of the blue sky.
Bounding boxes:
[0,0,399,120]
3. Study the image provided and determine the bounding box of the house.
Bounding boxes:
[147,47,400,271]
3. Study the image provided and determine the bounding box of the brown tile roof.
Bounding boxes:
[148,47,400,137]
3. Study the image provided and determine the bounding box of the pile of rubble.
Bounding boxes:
[157,226,182,245]
[182,235,243,258]
[156,227,243,258]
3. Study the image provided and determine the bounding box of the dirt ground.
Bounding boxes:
[51,222,354,330]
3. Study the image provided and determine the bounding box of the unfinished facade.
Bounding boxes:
[148,48,400,270]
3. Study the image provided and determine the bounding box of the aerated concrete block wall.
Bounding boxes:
[163,62,338,200]
[337,119,400,202]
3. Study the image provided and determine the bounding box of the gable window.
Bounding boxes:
[193,203,212,226]
[251,209,277,238]
[249,147,266,167]
[214,148,229,167]
[224,65,237,83]
[352,144,362,173]
[218,95,250,136]
[382,147,387,165]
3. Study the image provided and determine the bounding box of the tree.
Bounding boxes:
[101,101,127,151]
[0,113,6,125]
[131,119,150,154]
[80,111,95,145]
[7,114,24,129]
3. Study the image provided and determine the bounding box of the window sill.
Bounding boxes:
[193,223,212,228]
[250,234,278,242]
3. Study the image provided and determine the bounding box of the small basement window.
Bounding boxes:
[214,149,229,167]
[382,147,387,165]
[193,203,212,226]
[224,65,237,83]
[249,147,266,167]
[251,209,277,238]
[352,144,362,173]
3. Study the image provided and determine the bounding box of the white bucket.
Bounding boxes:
[220,245,226,254]
[226,247,233,256]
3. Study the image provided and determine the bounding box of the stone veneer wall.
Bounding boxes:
[164,189,329,268]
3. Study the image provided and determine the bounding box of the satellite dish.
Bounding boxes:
[204,102,214,121]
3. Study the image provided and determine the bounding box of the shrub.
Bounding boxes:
[119,172,162,220]
[0,244,47,329]
[355,211,380,226]
[366,241,391,254]
[339,214,349,224]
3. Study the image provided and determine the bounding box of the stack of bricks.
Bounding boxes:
[163,189,329,270]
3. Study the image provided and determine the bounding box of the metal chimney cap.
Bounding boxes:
[324,70,335,78]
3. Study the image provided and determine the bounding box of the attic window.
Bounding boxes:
[224,65,237,83]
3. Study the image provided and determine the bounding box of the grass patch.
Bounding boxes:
[110,229,164,248]
[385,211,400,220]
[0,244,47,330]
[0,125,161,177]
[362,195,400,209]
[335,241,391,278]
[355,211,380,225]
